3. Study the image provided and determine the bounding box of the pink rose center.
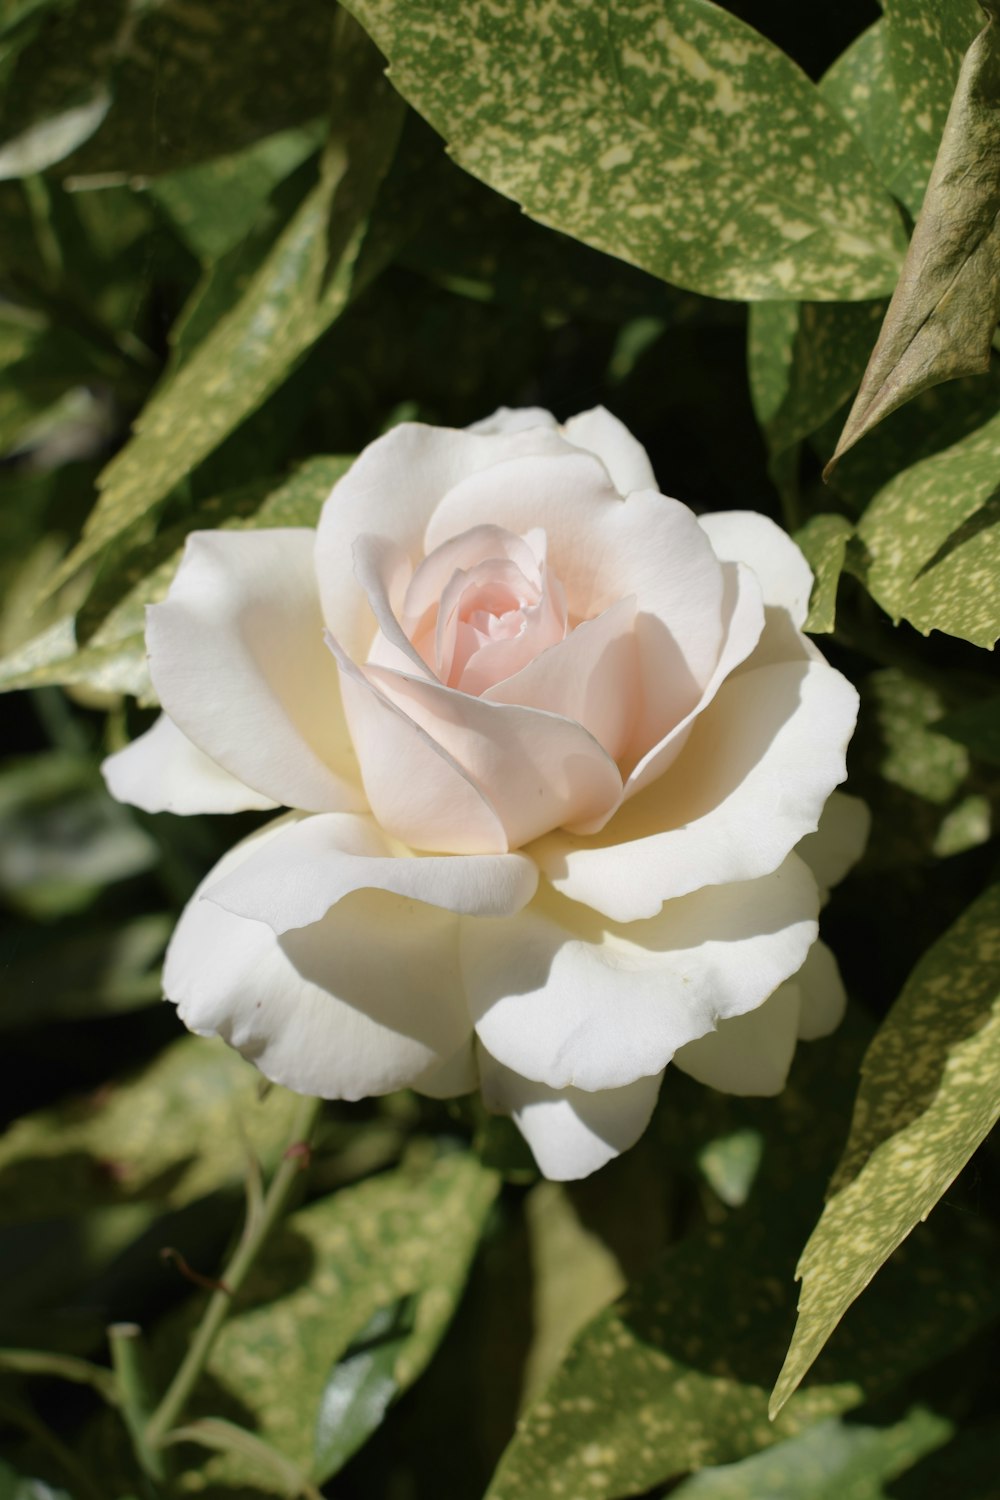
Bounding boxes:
[401,524,569,695]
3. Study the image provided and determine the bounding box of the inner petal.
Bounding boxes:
[399,524,569,695]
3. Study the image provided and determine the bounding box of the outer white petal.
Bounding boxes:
[467,407,558,435]
[672,982,802,1096]
[315,422,573,657]
[533,658,859,922]
[796,791,871,902]
[795,939,848,1039]
[147,530,362,814]
[464,855,819,1092]
[102,713,279,815]
[165,819,471,1099]
[562,406,657,495]
[347,654,624,852]
[479,1045,663,1180]
[203,810,538,932]
[699,511,814,627]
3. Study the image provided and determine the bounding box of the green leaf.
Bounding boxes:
[0,1035,303,1223]
[343,0,906,301]
[0,458,352,702]
[50,21,403,590]
[882,0,984,199]
[829,4,1000,470]
[0,912,170,1029]
[854,404,1000,648]
[795,515,853,634]
[163,1418,321,1500]
[0,87,109,178]
[484,1027,995,1500]
[771,884,1000,1416]
[313,1298,414,1481]
[865,670,970,807]
[162,1150,499,1490]
[148,124,326,264]
[670,1406,952,1499]
[820,20,925,216]
[933,696,1000,766]
[56,0,339,180]
[748,301,885,462]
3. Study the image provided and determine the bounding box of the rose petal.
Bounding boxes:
[316,422,573,658]
[426,457,727,751]
[464,855,818,1092]
[352,533,431,679]
[203,810,538,932]
[562,406,657,496]
[328,638,509,854]
[795,939,848,1040]
[147,530,362,814]
[101,713,279,815]
[414,1041,479,1098]
[534,657,859,921]
[479,1044,663,1180]
[590,561,763,818]
[357,659,624,850]
[467,407,558,436]
[699,511,814,627]
[165,818,471,1099]
[671,982,802,1096]
[483,596,638,762]
[796,791,871,902]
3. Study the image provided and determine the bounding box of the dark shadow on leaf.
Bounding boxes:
[913,482,1000,579]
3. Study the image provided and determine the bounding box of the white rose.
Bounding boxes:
[104,407,866,1180]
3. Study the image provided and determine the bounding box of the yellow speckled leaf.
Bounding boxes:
[0,1035,303,1224]
[882,0,984,202]
[855,405,1000,648]
[795,515,854,634]
[49,18,403,592]
[771,884,1000,1416]
[165,1150,499,1492]
[343,0,906,301]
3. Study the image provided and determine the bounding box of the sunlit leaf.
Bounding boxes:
[771,884,1000,1415]
[829,4,1000,469]
[820,20,925,215]
[795,515,853,634]
[670,1406,951,1499]
[50,19,403,589]
[854,405,1000,648]
[344,0,906,301]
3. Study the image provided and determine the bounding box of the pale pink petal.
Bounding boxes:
[358,659,623,850]
[795,940,848,1039]
[426,458,727,752]
[594,561,763,817]
[672,982,802,1096]
[479,1045,663,1180]
[146,530,362,814]
[533,658,859,922]
[699,511,814,627]
[796,791,871,902]
[315,422,573,657]
[165,818,471,1100]
[203,810,538,932]
[562,406,657,495]
[352,533,433,678]
[463,856,818,1092]
[328,638,509,854]
[414,1041,479,1099]
[102,713,278,815]
[483,596,638,763]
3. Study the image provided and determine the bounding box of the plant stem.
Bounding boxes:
[142,1092,323,1456]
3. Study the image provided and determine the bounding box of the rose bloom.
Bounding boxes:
[104,407,867,1180]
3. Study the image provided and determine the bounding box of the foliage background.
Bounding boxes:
[0,0,998,1496]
